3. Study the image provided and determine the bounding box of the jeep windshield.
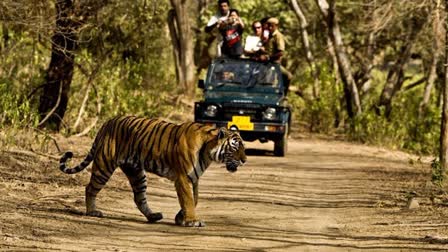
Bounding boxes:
[207,59,282,92]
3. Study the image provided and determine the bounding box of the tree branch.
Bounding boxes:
[402,77,427,91]
[38,81,63,127]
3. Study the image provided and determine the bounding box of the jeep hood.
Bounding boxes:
[204,91,283,105]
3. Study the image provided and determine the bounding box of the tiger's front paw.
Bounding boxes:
[86,210,103,217]
[184,220,206,227]
[175,210,184,226]
[175,210,206,227]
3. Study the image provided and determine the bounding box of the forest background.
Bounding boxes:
[1,0,447,181]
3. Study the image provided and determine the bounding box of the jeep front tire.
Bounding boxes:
[274,123,288,157]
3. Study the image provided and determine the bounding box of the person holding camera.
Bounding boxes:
[205,0,231,57]
[217,9,244,58]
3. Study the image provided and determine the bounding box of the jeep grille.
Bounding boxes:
[223,103,262,121]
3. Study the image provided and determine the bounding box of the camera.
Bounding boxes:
[228,18,237,24]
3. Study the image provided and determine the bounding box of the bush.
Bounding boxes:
[0,82,39,128]
[289,63,344,133]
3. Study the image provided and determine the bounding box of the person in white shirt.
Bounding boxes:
[205,0,231,57]
[244,21,263,56]
[205,0,231,32]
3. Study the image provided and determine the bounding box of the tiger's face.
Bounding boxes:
[215,128,246,172]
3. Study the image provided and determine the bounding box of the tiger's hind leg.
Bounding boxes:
[121,165,163,223]
[85,162,115,218]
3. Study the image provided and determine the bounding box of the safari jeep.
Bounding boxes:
[194,57,291,156]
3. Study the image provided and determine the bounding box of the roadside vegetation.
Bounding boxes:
[1,0,447,184]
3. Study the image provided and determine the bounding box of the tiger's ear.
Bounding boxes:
[217,127,227,139]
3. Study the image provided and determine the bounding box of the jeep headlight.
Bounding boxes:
[204,105,218,117]
[262,107,277,120]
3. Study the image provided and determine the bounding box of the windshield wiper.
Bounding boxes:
[215,81,242,87]
[256,82,274,86]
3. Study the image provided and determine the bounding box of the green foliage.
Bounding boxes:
[1,1,178,136]
[0,83,39,127]
[93,60,175,118]
[290,63,343,133]
[431,158,445,187]
[0,82,45,151]
[64,51,177,134]
[349,70,440,155]
[350,107,409,149]
[289,61,440,156]
[0,0,445,160]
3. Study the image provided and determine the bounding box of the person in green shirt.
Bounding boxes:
[254,17,293,94]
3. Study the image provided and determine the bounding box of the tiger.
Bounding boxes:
[59,115,246,227]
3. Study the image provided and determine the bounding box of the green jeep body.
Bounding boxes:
[194,58,291,156]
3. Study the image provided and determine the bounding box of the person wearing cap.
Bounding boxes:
[256,17,293,94]
[258,17,284,63]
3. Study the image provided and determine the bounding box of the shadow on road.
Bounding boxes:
[245,148,274,156]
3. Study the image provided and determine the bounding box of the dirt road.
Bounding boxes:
[1,136,448,251]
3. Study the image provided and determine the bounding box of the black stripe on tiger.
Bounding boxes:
[59,145,95,174]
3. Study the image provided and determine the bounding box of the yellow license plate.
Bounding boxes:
[227,116,254,131]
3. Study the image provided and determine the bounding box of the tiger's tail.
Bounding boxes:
[59,146,95,174]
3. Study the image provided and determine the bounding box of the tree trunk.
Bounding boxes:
[168,0,197,98]
[194,0,213,73]
[290,0,320,99]
[420,54,440,116]
[326,36,340,82]
[316,0,362,118]
[357,0,377,98]
[326,36,344,128]
[419,0,443,117]
[168,9,182,86]
[354,33,375,97]
[38,0,77,130]
[38,0,105,131]
[439,0,448,184]
[1,24,9,51]
[377,15,426,118]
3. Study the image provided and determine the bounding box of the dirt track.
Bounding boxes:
[1,136,448,251]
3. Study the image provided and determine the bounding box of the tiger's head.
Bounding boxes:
[212,127,246,172]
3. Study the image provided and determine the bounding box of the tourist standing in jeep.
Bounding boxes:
[253,17,292,94]
[217,9,244,58]
[205,0,231,57]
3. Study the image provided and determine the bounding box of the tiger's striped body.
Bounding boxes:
[59,115,246,227]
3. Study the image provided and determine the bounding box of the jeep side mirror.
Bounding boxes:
[198,79,205,89]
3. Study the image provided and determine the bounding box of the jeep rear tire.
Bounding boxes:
[274,123,288,157]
